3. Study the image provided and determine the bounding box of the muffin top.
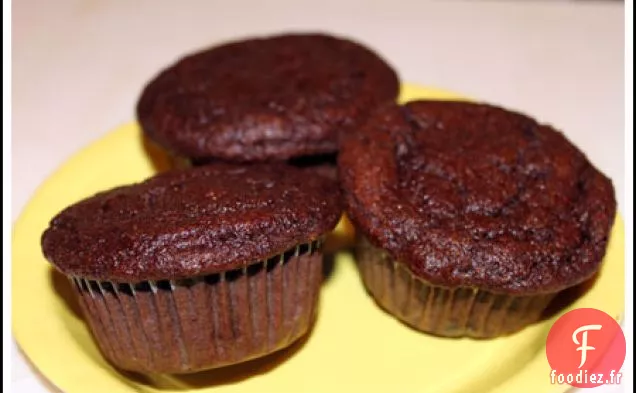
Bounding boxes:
[137,32,399,162]
[41,164,342,281]
[340,101,616,295]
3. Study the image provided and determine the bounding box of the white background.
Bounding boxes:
[12,0,625,392]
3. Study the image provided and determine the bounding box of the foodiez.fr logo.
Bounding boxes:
[546,308,626,388]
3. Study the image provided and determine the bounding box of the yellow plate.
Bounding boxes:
[12,84,624,393]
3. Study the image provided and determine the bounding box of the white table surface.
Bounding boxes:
[12,0,625,392]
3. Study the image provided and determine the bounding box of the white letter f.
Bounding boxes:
[572,324,602,368]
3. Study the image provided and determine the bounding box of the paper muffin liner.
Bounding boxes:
[69,239,323,374]
[356,236,556,338]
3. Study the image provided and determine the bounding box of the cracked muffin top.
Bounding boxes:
[137,32,399,162]
[42,163,342,282]
[339,100,616,295]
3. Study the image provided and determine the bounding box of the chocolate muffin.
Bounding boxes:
[136,32,399,165]
[339,101,616,338]
[41,163,341,373]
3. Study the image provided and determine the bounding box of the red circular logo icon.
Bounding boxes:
[546,308,626,388]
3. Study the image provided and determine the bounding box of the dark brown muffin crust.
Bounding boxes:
[137,33,399,162]
[42,164,342,281]
[339,101,616,295]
